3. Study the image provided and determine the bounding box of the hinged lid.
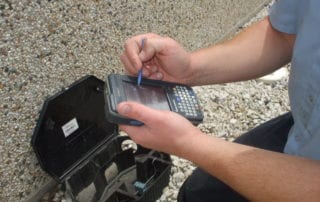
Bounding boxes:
[31,75,118,181]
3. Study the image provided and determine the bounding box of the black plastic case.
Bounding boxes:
[31,75,171,202]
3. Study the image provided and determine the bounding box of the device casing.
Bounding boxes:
[104,74,204,126]
[31,75,171,202]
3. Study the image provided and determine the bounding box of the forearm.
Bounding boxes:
[187,17,295,86]
[178,133,320,202]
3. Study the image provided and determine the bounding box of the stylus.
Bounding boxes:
[137,38,146,86]
[137,69,142,86]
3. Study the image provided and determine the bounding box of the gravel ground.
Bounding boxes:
[0,1,290,201]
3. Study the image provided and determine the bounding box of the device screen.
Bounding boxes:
[123,82,170,110]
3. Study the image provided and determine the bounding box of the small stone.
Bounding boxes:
[230,118,237,124]
[172,172,185,183]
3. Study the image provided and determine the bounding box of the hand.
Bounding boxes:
[117,101,202,155]
[121,33,193,84]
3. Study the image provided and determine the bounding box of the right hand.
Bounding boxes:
[120,33,193,84]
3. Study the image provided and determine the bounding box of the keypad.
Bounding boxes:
[172,86,201,118]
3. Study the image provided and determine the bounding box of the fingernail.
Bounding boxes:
[156,72,163,79]
[120,104,131,115]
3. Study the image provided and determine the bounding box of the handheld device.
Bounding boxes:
[104,74,203,126]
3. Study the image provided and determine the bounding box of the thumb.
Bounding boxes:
[117,101,161,125]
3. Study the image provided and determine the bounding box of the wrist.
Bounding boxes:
[174,128,207,161]
[181,52,200,86]
[174,130,227,170]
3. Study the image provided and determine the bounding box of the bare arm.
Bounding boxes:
[181,132,320,202]
[121,18,294,86]
[187,17,296,85]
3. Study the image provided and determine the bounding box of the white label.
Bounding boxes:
[62,118,79,138]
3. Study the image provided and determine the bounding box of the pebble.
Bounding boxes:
[172,172,185,183]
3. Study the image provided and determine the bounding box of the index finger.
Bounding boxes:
[123,33,162,70]
[123,35,148,71]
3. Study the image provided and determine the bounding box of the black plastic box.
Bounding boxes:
[31,75,171,202]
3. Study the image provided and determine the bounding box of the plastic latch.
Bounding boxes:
[133,181,147,195]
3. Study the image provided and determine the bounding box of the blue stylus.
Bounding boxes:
[137,69,143,86]
[137,38,146,86]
